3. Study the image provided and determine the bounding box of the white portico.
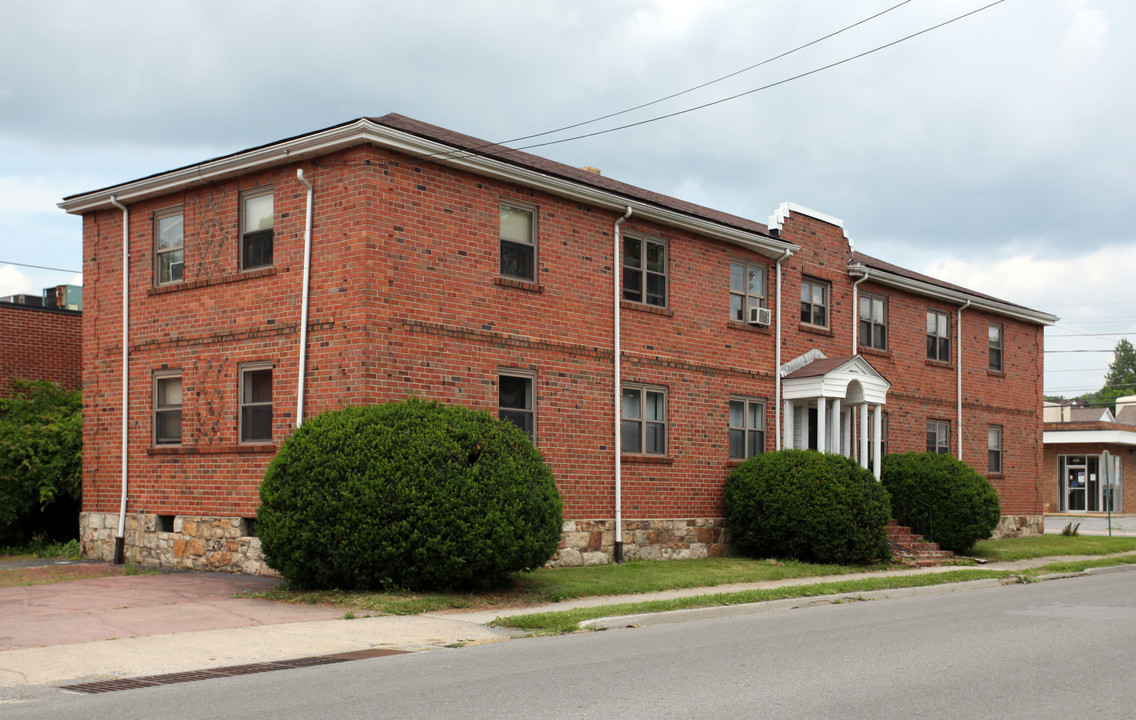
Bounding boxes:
[781,350,891,479]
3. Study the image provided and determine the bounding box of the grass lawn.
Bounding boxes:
[970,534,1136,562]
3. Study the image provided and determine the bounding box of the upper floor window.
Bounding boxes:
[859,293,887,350]
[499,202,536,282]
[989,324,1003,371]
[498,371,535,442]
[239,363,273,443]
[153,371,182,445]
[155,208,184,285]
[728,397,765,459]
[927,310,950,362]
[623,236,667,307]
[622,383,667,455]
[988,425,1003,473]
[240,188,274,271]
[800,277,829,328]
[730,261,766,321]
[926,420,950,455]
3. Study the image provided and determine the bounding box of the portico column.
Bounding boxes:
[784,401,795,450]
[859,403,869,469]
[830,398,842,456]
[842,408,852,458]
[872,404,883,480]
[816,399,827,454]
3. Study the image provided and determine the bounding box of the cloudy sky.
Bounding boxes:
[1,0,1131,399]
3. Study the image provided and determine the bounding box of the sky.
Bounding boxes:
[1,0,1132,400]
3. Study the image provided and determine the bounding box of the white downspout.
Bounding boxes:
[851,272,869,354]
[613,206,632,563]
[296,169,314,428]
[957,300,971,460]
[109,195,129,564]
[774,248,791,450]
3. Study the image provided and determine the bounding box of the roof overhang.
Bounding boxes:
[848,263,1057,326]
[1044,429,1136,447]
[59,119,797,261]
[782,355,891,405]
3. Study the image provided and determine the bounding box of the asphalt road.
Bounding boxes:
[10,569,1136,719]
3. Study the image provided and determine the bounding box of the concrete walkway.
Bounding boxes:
[2,547,1134,699]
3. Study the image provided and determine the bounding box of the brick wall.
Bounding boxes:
[0,303,81,398]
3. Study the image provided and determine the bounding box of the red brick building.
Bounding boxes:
[0,301,81,398]
[60,115,1056,573]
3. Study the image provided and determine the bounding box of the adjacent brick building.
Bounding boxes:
[1043,400,1135,515]
[0,301,81,398]
[60,115,1056,574]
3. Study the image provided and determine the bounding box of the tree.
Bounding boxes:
[0,380,83,544]
[1094,338,1136,410]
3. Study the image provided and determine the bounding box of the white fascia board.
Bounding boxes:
[849,265,1058,327]
[59,119,796,261]
[1044,429,1136,446]
[768,201,845,233]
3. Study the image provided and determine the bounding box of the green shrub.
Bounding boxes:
[0,380,82,545]
[724,449,891,565]
[881,452,1001,554]
[257,399,563,591]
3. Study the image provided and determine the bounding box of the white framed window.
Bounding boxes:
[239,363,273,443]
[240,188,274,270]
[988,426,1003,473]
[623,236,667,307]
[989,324,1003,371]
[800,277,829,328]
[859,293,887,350]
[155,207,184,286]
[730,261,766,321]
[153,370,183,445]
[728,397,765,459]
[498,370,535,442]
[499,202,536,282]
[926,420,950,455]
[622,383,667,455]
[927,310,950,362]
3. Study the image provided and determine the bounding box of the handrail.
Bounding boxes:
[890,488,935,544]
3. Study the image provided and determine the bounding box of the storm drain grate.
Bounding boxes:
[59,648,410,694]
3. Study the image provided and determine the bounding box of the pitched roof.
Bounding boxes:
[782,355,861,379]
[851,251,1031,311]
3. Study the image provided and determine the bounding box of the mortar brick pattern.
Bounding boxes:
[0,304,81,398]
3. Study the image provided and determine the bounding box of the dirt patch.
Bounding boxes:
[0,562,127,588]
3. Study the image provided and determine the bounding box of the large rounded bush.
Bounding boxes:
[881,452,1001,554]
[724,449,891,565]
[257,399,563,591]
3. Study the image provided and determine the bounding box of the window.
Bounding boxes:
[623,236,667,307]
[728,397,765,459]
[240,189,274,270]
[498,371,535,441]
[800,278,829,328]
[988,425,1003,473]
[153,372,182,445]
[499,202,536,281]
[155,208,184,285]
[239,364,273,443]
[926,420,950,455]
[927,310,950,362]
[989,324,1003,371]
[729,261,766,321]
[622,384,666,454]
[859,293,887,350]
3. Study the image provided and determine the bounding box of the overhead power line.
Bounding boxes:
[0,260,82,274]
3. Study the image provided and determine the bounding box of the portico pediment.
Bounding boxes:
[781,353,890,404]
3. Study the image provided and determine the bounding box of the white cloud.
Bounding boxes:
[1060,0,1109,70]
[0,264,32,297]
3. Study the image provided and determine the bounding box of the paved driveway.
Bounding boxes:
[1044,513,1136,536]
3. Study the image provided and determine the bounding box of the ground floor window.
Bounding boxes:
[239,363,273,443]
[988,426,1002,473]
[926,420,950,454]
[622,383,667,455]
[728,397,765,459]
[498,371,535,441]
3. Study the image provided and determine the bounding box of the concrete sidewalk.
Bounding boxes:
[2,550,1134,699]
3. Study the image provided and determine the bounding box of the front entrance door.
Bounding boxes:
[1061,455,1101,512]
[1065,461,1087,511]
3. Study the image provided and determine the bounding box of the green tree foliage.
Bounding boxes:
[257,399,563,591]
[881,452,1001,554]
[0,380,83,544]
[1095,338,1136,410]
[724,449,891,565]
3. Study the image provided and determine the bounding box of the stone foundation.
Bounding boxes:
[992,514,1044,539]
[79,512,277,577]
[550,518,731,567]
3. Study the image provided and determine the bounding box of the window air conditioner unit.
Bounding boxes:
[748,306,772,326]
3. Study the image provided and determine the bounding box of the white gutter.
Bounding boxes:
[109,196,129,565]
[59,120,798,263]
[957,299,972,460]
[295,169,314,428]
[774,247,792,450]
[613,206,632,563]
